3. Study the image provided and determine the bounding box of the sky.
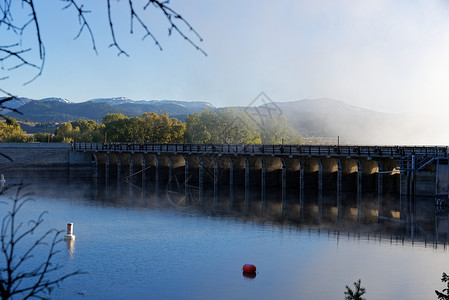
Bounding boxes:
[3,0,449,117]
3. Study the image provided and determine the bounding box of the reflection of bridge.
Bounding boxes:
[92,176,441,247]
[73,143,449,197]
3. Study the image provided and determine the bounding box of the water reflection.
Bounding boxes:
[66,239,75,259]
[93,176,443,248]
[2,171,446,248]
[242,271,256,279]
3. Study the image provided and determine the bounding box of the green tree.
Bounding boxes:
[217,109,261,144]
[141,113,186,143]
[184,109,261,144]
[54,120,104,142]
[257,115,303,145]
[102,113,127,125]
[70,120,104,142]
[0,119,33,143]
[169,118,186,143]
[4,117,19,128]
[33,132,53,143]
[184,111,213,143]
[103,117,143,143]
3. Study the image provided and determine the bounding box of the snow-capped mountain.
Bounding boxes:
[89,97,214,109]
[39,97,72,104]
[0,97,33,109]
[88,97,134,105]
[3,96,215,123]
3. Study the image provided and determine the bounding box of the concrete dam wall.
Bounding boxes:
[1,142,448,198]
[0,143,92,170]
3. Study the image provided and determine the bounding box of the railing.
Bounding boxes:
[72,143,449,159]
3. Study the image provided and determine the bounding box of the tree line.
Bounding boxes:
[0,109,303,145]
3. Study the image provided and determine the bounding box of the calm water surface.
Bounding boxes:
[1,172,448,299]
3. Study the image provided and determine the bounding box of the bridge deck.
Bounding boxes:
[73,143,448,159]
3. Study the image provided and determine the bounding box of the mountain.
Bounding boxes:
[0,97,34,109]
[252,98,444,145]
[5,100,125,123]
[88,97,134,105]
[0,97,71,110]
[5,96,443,145]
[273,98,396,141]
[89,97,214,109]
[4,97,214,123]
[39,97,72,104]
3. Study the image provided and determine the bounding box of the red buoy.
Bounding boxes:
[242,264,256,273]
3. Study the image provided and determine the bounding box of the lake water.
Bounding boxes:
[1,171,448,299]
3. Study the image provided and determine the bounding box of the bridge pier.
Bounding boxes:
[339,158,358,192]
[127,154,133,179]
[319,158,339,191]
[302,158,319,190]
[317,158,323,191]
[214,157,219,195]
[377,158,398,193]
[105,154,110,178]
[228,156,245,186]
[357,159,379,193]
[199,156,204,190]
[78,143,448,198]
[260,157,266,193]
[142,154,155,182]
[212,156,230,185]
[200,156,215,186]
[184,155,200,187]
[168,155,185,184]
[130,153,145,183]
[437,160,449,196]
[107,153,119,179]
[153,154,159,183]
[264,157,283,187]
[157,155,170,183]
[336,159,343,194]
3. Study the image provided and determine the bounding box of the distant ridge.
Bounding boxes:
[3,96,442,145]
[3,97,214,123]
[39,97,72,104]
[88,97,214,108]
[0,97,34,109]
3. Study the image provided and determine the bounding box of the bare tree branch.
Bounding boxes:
[0,0,206,102]
[145,0,207,56]
[107,0,129,57]
[128,0,162,50]
[62,0,98,55]
[0,184,84,299]
[0,0,45,87]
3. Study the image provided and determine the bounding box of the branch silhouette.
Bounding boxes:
[436,272,449,300]
[344,279,366,300]
[0,0,206,97]
[0,184,84,299]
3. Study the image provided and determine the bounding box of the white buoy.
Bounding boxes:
[0,174,5,183]
[64,223,76,240]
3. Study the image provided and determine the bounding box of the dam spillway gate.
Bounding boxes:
[73,143,449,199]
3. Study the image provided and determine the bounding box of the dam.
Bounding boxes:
[0,143,448,198]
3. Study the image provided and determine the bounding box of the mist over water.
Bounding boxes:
[1,171,447,299]
[330,114,449,146]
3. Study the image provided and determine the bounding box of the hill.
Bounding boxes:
[4,97,214,123]
[248,98,445,145]
[3,96,445,145]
